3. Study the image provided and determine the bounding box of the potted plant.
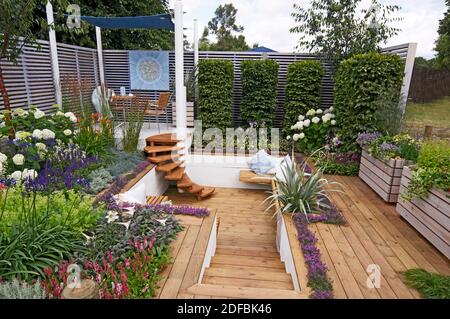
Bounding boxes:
[356,133,419,203]
[396,140,449,259]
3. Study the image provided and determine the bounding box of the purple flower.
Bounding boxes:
[379,142,399,153]
[356,132,381,147]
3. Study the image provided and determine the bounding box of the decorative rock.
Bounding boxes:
[61,279,99,299]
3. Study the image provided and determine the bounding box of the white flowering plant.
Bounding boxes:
[288,107,337,154]
[0,105,76,144]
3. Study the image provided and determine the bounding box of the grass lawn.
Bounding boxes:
[405,97,450,128]
[404,97,450,139]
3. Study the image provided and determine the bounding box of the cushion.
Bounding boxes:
[248,150,277,175]
[118,183,146,204]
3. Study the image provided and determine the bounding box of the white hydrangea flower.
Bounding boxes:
[0,122,5,128]
[286,135,291,140]
[316,109,323,114]
[33,109,45,119]
[32,129,43,139]
[0,114,4,120]
[298,115,305,121]
[42,129,55,140]
[306,109,316,116]
[322,113,332,123]
[63,129,72,136]
[299,133,305,139]
[303,119,311,127]
[55,111,65,117]
[331,120,336,125]
[0,162,3,174]
[15,131,31,140]
[35,142,47,151]
[22,168,38,180]
[12,154,25,166]
[10,170,23,181]
[0,152,7,163]
[293,134,300,141]
[312,117,320,124]
[64,112,77,123]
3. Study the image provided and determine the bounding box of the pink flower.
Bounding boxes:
[124,258,131,269]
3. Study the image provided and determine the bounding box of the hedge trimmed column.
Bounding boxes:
[283,60,323,136]
[240,59,279,128]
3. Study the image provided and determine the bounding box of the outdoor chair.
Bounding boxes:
[144,92,171,133]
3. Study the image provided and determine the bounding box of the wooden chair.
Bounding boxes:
[145,92,171,132]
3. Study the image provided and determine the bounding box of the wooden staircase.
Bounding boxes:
[145,133,215,200]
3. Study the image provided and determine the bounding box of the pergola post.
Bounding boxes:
[175,0,187,143]
[193,19,199,101]
[46,1,62,109]
[95,27,106,86]
[400,43,417,117]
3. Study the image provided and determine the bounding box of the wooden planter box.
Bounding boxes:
[396,166,450,259]
[359,149,411,203]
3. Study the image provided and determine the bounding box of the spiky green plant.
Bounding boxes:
[403,268,450,299]
[265,158,341,220]
[0,278,46,299]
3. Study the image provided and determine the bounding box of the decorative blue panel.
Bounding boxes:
[129,51,169,90]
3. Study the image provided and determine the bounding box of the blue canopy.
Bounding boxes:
[248,46,276,53]
[79,14,174,30]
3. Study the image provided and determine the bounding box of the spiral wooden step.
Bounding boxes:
[165,167,185,181]
[148,153,180,164]
[177,173,193,189]
[198,187,215,199]
[144,145,183,154]
[187,183,204,194]
[156,161,184,173]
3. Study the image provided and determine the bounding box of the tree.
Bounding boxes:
[32,0,174,50]
[199,3,250,51]
[435,0,450,69]
[290,0,401,61]
[0,0,67,125]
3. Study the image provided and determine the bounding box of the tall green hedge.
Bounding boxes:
[283,60,324,135]
[198,59,234,130]
[240,59,279,127]
[334,52,404,150]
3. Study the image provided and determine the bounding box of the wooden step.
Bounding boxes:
[216,244,278,254]
[210,255,285,269]
[215,246,280,258]
[186,284,306,299]
[164,167,185,181]
[148,154,180,164]
[156,161,183,173]
[145,145,183,154]
[187,183,204,194]
[198,187,215,199]
[203,276,294,290]
[147,195,169,205]
[204,267,293,283]
[177,174,193,189]
[146,133,181,144]
[208,263,287,273]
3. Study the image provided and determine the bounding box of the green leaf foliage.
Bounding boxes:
[284,60,324,135]
[240,59,279,127]
[198,59,234,130]
[333,52,404,151]
[403,268,450,299]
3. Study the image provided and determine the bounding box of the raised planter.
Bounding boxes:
[396,166,450,259]
[359,149,411,203]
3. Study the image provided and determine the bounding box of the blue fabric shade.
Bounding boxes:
[248,46,276,53]
[79,14,174,30]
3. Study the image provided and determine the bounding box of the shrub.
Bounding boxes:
[334,52,404,151]
[89,168,114,193]
[289,107,336,154]
[0,278,46,299]
[284,60,324,135]
[403,140,450,200]
[198,59,234,130]
[358,133,420,162]
[240,59,279,128]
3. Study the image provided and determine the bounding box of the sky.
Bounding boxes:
[169,0,447,58]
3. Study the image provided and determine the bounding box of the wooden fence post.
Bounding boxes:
[424,125,433,140]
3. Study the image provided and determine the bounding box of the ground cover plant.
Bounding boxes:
[403,268,450,299]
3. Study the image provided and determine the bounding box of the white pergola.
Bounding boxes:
[45,0,199,143]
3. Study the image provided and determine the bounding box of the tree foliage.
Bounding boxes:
[199,3,250,51]
[290,0,401,61]
[240,59,279,128]
[435,0,450,69]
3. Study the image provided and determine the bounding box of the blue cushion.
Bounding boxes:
[248,150,277,174]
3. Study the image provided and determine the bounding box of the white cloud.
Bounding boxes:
[170,0,446,58]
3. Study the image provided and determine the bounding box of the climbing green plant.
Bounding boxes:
[283,60,323,135]
[240,59,279,128]
[198,59,234,130]
[334,52,404,151]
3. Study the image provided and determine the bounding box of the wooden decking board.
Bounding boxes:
[204,267,293,282]
[187,284,307,299]
[203,276,294,290]
[339,176,440,273]
[208,263,287,273]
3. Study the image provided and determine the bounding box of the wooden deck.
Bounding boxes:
[161,176,449,299]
